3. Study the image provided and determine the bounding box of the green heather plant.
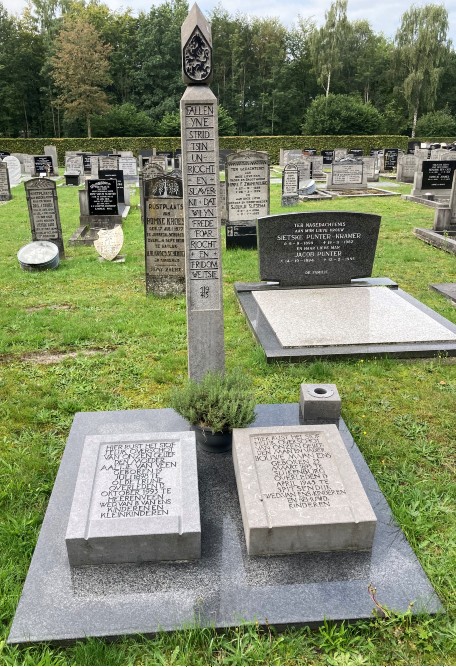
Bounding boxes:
[170,369,256,433]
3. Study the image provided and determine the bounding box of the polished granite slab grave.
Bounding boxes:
[235,282,456,361]
[8,405,443,646]
[431,283,456,305]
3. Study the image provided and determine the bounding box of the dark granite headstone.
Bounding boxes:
[0,161,12,201]
[0,151,11,159]
[348,149,363,158]
[99,169,125,204]
[88,179,118,215]
[321,150,334,165]
[64,172,81,186]
[258,211,381,286]
[383,148,399,172]
[422,161,456,190]
[33,155,54,176]
[226,224,257,249]
[408,141,421,155]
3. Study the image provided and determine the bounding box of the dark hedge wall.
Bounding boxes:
[1,135,455,165]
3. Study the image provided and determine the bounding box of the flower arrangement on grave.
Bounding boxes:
[170,369,256,452]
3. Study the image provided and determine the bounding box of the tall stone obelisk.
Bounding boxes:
[180,4,225,380]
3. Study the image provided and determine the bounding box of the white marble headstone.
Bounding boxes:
[3,156,21,185]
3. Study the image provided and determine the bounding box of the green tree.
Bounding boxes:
[50,17,112,137]
[309,0,350,97]
[395,4,450,137]
[91,103,154,137]
[302,94,383,134]
[415,108,456,136]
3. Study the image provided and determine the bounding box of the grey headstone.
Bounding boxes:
[66,431,201,566]
[3,155,21,185]
[281,163,299,206]
[144,175,185,296]
[44,145,59,175]
[327,161,367,190]
[65,155,84,174]
[0,161,12,200]
[25,178,64,257]
[257,211,381,286]
[119,156,138,178]
[226,150,269,224]
[232,425,377,556]
[98,155,119,171]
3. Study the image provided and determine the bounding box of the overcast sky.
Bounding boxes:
[3,0,456,42]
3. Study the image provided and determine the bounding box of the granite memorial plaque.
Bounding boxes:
[180,3,225,379]
[232,425,376,556]
[25,178,64,257]
[226,223,257,249]
[328,161,366,189]
[99,169,125,204]
[226,151,269,223]
[348,148,363,157]
[65,155,84,174]
[144,175,185,296]
[119,156,138,178]
[0,161,11,201]
[98,155,119,171]
[66,431,201,566]
[88,179,118,216]
[257,211,381,286]
[383,148,399,172]
[282,163,299,206]
[33,155,54,176]
[94,225,124,261]
[0,150,10,158]
[422,160,456,190]
[77,153,93,173]
[321,150,335,165]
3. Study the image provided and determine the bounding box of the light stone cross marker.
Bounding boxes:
[180,3,225,380]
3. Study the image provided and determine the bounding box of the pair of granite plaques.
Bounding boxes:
[66,423,376,566]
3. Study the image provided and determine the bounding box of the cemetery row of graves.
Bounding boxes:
[1,132,455,662]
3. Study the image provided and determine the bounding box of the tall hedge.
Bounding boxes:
[1,135,455,165]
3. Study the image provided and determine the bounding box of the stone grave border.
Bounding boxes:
[234,279,456,362]
[413,228,456,256]
[8,404,442,645]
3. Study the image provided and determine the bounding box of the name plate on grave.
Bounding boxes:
[258,211,381,286]
[34,155,54,175]
[232,425,376,556]
[421,160,456,190]
[88,179,118,215]
[226,151,269,223]
[65,431,201,566]
[331,162,363,185]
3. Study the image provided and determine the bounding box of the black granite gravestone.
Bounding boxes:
[422,160,456,190]
[34,155,54,176]
[321,150,334,165]
[383,149,399,172]
[348,149,363,158]
[0,151,11,159]
[99,169,125,204]
[88,179,118,216]
[257,211,381,286]
[77,153,93,173]
[226,224,257,249]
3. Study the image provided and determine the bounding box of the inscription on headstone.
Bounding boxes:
[232,425,377,556]
[422,161,456,190]
[180,3,224,379]
[226,150,269,223]
[257,211,381,286]
[33,155,54,176]
[88,179,118,215]
[0,161,11,201]
[281,163,299,206]
[328,161,366,189]
[98,155,119,171]
[65,431,201,566]
[321,150,335,165]
[383,148,399,172]
[119,156,138,178]
[25,178,64,257]
[144,175,185,296]
[99,169,125,204]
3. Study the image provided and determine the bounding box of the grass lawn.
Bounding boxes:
[0,175,455,665]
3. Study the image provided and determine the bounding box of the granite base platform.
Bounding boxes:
[414,228,456,255]
[235,280,456,361]
[431,283,456,305]
[8,405,442,645]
